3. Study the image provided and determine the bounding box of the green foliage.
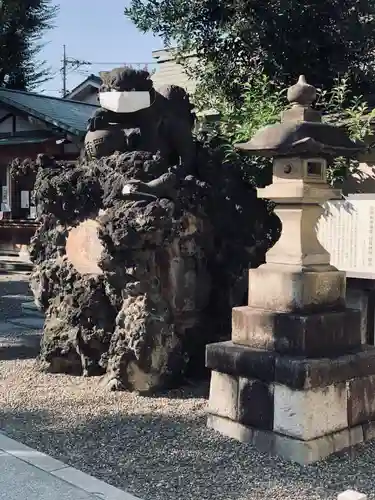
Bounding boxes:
[318,77,375,184]
[0,0,58,90]
[197,74,373,187]
[211,75,285,143]
[196,74,285,187]
[125,0,375,104]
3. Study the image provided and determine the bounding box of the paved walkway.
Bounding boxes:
[0,272,43,359]
[0,432,140,500]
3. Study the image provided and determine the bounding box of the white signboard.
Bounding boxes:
[317,197,375,275]
[21,190,30,209]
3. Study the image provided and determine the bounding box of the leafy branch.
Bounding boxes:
[196,73,373,187]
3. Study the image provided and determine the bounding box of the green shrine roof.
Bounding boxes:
[0,88,99,137]
[0,133,60,146]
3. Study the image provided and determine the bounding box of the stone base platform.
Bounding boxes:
[207,413,373,464]
[206,341,375,464]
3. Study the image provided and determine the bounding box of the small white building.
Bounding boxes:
[65,74,101,105]
[151,48,197,95]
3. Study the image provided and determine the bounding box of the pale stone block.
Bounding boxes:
[348,375,375,426]
[266,205,331,266]
[274,425,362,465]
[257,184,340,207]
[273,431,334,464]
[273,383,348,440]
[248,264,345,312]
[332,426,363,453]
[207,414,364,465]
[337,491,367,500]
[207,414,253,443]
[207,371,238,420]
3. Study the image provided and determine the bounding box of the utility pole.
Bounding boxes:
[60,45,91,97]
[62,45,67,97]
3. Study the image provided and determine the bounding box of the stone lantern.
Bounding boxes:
[206,76,375,464]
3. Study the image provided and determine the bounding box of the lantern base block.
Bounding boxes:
[206,341,375,463]
[207,413,368,465]
[247,263,346,312]
[231,306,361,357]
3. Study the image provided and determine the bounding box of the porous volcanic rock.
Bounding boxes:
[28,68,279,393]
[29,143,278,392]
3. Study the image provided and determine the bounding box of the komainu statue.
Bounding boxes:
[28,67,279,393]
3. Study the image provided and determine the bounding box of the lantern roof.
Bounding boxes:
[235,75,365,158]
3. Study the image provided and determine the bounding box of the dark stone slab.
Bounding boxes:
[275,347,375,389]
[206,341,275,383]
[206,341,375,389]
[232,306,361,357]
[238,378,274,430]
[348,375,375,426]
[347,275,375,285]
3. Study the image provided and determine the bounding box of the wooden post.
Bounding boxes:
[7,164,16,219]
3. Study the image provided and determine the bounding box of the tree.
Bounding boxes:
[0,0,58,90]
[125,0,375,103]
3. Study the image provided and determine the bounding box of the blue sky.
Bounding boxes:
[38,0,164,96]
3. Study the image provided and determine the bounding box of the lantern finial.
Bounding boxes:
[287,75,317,107]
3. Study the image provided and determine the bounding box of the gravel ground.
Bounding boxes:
[1,363,375,500]
[0,273,375,500]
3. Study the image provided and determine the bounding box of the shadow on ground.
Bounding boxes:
[0,406,374,500]
[150,382,210,400]
[0,278,32,321]
[0,336,41,361]
[0,274,42,361]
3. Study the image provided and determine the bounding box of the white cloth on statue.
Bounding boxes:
[99,90,151,113]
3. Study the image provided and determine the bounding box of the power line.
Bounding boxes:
[60,45,91,97]
[82,61,155,65]
[59,46,159,95]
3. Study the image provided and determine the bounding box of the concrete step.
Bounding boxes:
[21,301,44,319]
[0,257,32,273]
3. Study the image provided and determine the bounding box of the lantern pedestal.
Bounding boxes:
[206,149,375,463]
[206,339,375,464]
